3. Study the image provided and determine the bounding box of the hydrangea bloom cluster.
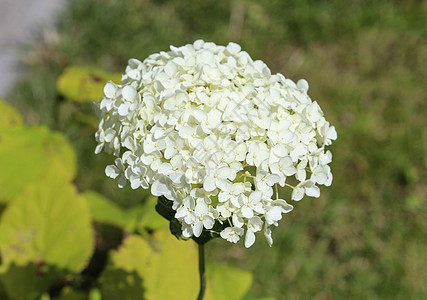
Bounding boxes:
[94,40,337,248]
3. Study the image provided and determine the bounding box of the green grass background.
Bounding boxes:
[7,0,427,299]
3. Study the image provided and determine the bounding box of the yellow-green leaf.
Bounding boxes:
[84,190,130,229]
[134,196,168,232]
[98,227,257,300]
[0,174,94,299]
[207,263,253,300]
[84,192,167,233]
[0,126,76,203]
[57,66,121,102]
[56,287,88,300]
[100,229,200,300]
[0,98,23,129]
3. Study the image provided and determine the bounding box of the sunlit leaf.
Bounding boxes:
[89,288,102,300]
[144,228,201,300]
[0,174,94,299]
[98,227,255,300]
[0,126,76,203]
[0,98,23,129]
[56,287,88,300]
[99,229,200,300]
[207,263,253,300]
[57,66,121,102]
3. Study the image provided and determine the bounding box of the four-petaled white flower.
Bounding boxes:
[105,158,127,188]
[240,190,265,218]
[95,40,336,248]
[244,216,263,248]
[220,226,244,243]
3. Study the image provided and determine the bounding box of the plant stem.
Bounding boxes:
[197,243,206,300]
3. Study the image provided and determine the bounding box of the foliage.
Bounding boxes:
[0,126,76,203]
[0,99,268,299]
[57,66,121,103]
[4,0,427,299]
[0,97,23,128]
[207,263,253,300]
[84,191,166,233]
[0,175,92,299]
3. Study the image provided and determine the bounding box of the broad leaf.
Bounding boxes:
[84,192,167,233]
[99,229,200,300]
[56,287,101,300]
[57,66,121,102]
[84,190,130,229]
[0,174,94,299]
[0,126,76,203]
[0,98,23,129]
[0,263,61,300]
[99,227,257,300]
[207,263,253,300]
[56,287,88,300]
[134,196,168,232]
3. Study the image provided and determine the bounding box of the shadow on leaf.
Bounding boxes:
[99,268,145,300]
[0,262,68,300]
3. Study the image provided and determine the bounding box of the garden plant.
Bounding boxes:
[0,0,426,299]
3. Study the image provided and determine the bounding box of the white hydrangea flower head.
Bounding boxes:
[94,40,337,248]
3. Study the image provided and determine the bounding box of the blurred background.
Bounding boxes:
[0,0,426,299]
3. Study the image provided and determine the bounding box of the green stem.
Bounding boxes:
[197,243,206,300]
